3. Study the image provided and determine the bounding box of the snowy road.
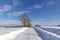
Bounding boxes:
[0,27,60,40]
[17,28,42,40]
[0,27,42,40]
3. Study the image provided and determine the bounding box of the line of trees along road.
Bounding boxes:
[18,13,32,27]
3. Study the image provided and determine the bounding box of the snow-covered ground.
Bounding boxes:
[0,28,24,35]
[34,27,60,40]
[16,28,42,40]
[0,27,60,40]
[0,27,42,40]
[40,26,60,29]
[0,28,28,40]
[0,28,27,40]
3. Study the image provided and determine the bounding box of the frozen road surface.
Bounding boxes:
[17,28,42,40]
[0,27,60,40]
[0,27,42,40]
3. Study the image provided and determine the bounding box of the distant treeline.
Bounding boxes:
[57,25,60,27]
[0,26,24,28]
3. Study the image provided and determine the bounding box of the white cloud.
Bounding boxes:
[7,11,29,17]
[13,0,22,6]
[50,16,56,18]
[0,5,12,13]
[3,5,12,11]
[6,20,21,24]
[32,18,46,26]
[50,14,59,18]
[32,1,55,9]
[36,18,46,22]
[46,1,55,7]
[0,20,21,25]
[34,22,41,25]
[0,6,2,8]
[33,4,42,9]
[13,11,28,16]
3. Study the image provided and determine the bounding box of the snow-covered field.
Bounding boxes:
[0,27,28,40]
[0,28,23,35]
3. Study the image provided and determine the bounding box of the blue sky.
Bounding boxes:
[0,0,60,25]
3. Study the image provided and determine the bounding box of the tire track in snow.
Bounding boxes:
[35,27,60,38]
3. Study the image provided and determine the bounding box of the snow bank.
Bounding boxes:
[40,26,60,29]
[0,28,28,40]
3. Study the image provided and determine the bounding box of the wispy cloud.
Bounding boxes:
[46,1,55,7]
[31,0,55,10]
[3,5,12,11]
[32,18,46,25]
[33,4,42,9]
[7,11,29,17]
[33,22,41,25]
[0,20,21,25]
[27,3,44,10]
[0,5,12,13]
[13,0,22,6]
[35,18,46,22]
[50,16,57,18]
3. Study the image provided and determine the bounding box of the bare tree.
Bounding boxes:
[18,13,31,27]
